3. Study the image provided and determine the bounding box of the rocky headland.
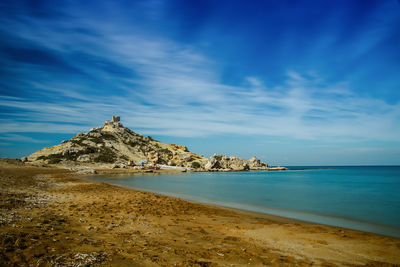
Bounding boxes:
[24,116,287,172]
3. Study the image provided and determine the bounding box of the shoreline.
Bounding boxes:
[85,175,313,226]
[1,161,400,266]
[87,173,400,239]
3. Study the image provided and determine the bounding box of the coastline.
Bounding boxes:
[1,161,400,266]
[87,171,400,239]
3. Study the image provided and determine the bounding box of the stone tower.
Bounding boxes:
[103,116,123,131]
[112,116,120,123]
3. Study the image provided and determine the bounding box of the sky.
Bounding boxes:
[0,0,400,165]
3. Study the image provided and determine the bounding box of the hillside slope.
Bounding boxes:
[25,116,275,171]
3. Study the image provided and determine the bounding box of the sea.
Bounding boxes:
[88,166,400,238]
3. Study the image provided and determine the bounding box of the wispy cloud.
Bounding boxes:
[0,1,399,145]
[0,134,48,143]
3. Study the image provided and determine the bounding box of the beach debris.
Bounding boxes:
[76,168,97,174]
[43,252,109,266]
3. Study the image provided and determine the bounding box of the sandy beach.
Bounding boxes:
[1,159,400,266]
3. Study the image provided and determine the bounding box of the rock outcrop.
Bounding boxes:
[203,154,270,171]
[26,116,284,171]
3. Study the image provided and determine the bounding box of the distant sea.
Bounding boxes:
[89,166,400,238]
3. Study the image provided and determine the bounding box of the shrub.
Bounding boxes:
[47,153,63,159]
[47,153,64,164]
[158,148,172,156]
[102,133,116,140]
[83,146,97,154]
[63,153,77,161]
[94,148,116,163]
[48,158,62,164]
[36,154,63,163]
[139,146,148,153]
[120,155,129,161]
[36,155,48,160]
[90,136,104,144]
[191,162,201,168]
[128,140,138,147]
[71,139,83,145]
[214,155,223,161]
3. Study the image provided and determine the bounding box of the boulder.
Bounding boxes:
[111,163,126,169]
[112,164,120,169]
[205,157,221,170]
[205,154,260,171]
[104,142,113,148]
[168,144,189,152]
[225,157,249,171]
[147,152,159,163]
[179,154,191,162]
[248,156,267,168]
[82,140,96,147]
[77,155,91,162]
[89,132,101,138]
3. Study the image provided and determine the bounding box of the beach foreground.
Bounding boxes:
[1,160,399,266]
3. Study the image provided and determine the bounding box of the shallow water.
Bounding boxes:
[89,166,400,237]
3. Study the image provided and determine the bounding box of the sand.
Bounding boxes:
[1,159,400,266]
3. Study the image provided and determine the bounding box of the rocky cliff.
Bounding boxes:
[25,117,278,171]
[204,154,268,171]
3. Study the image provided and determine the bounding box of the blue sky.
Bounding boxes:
[0,0,400,165]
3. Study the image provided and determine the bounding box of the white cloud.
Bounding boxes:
[0,10,399,143]
[0,134,48,143]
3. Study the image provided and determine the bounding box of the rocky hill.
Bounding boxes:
[25,116,278,171]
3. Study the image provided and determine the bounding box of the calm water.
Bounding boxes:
[89,166,400,237]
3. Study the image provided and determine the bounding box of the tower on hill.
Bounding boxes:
[103,116,123,130]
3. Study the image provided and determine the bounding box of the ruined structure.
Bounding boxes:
[103,116,123,131]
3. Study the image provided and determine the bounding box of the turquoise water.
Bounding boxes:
[89,166,400,237]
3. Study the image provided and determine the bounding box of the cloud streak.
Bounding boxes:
[0,0,399,151]
[0,134,48,143]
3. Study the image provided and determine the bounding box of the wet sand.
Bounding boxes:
[1,160,400,266]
